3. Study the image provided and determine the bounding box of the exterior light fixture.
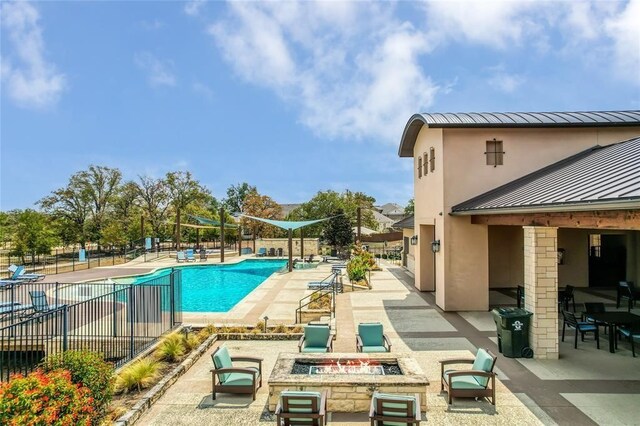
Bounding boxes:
[410,235,418,245]
[431,240,441,253]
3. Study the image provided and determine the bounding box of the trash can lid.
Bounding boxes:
[492,307,532,317]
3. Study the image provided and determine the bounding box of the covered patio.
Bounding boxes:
[453,137,640,359]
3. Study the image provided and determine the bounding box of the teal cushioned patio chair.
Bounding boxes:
[368,392,421,425]
[257,247,267,257]
[298,325,333,353]
[275,389,328,426]
[176,251,186,262]
[211,345,263,400]
[356,323,391,353]
[440,348,497,405]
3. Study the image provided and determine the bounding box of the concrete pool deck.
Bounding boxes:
[56,258,640,424]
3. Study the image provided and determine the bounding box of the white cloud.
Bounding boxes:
[604,0,640,84]
[184,0,205,17]
[487,66,525,93]
[423,0,543,49]
[140,19,164,31]
[208,2,437,144]
[0,1,66,109]
[134,52,177,87]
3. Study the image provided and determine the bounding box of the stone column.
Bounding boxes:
[523,226,559,360]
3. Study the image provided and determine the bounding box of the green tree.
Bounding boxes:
[165,171,210,249]
[136,176,171,239]
[288,190,377,237]
[322,208,353,253]
[223,182,256,213]
[404,198,414,215]
[40,165,122,248]
[10,209,58,264]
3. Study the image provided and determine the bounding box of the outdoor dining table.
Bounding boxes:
[585,311,640,353]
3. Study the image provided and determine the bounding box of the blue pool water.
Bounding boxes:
[117,260,287,312]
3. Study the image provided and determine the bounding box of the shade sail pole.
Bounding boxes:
[220,208,225,263]
[288,228,293,272]
[300,228,304,260]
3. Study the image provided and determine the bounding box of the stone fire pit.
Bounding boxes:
[268,352,429,412]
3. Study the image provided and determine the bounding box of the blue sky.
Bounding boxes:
[1,0,639,211]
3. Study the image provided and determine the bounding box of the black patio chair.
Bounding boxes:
[583,302,607,334]
[558,285,576,312]
[268,248,276,257]
[562,310,599,349]
[617,323,640,357]
[617,281,640,312]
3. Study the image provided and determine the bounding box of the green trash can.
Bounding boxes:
[491,307,533,358]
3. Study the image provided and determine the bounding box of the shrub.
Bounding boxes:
[255,320,265,331]
[40,350,114,418]
[347,243,376,282]
[272,323,289,333]
[0,369,95,425]
[308,293,332,310]
[198,324,217,340]
[154,333,186,362]
[291,325,304,333]
[115,358,164,394]
[183,333,202,351]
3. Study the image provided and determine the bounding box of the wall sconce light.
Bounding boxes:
[410,235,418,245]
[431,240,441,253]
[557,248,565,265]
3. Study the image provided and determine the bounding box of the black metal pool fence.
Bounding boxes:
[0,269,182,381]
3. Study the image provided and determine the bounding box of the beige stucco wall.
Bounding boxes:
[413,125,640,311]
[256,238,319,256]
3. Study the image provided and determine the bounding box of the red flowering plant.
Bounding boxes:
[0,369,96,425]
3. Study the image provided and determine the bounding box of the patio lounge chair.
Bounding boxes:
[28,290,64,314]
[257,247,267,257]
[0,279,22,290]
[268,248,276,257]
[185,249,196,262]
[211,345,263,400]
[617,281,640,312]
[277,248,284,257]
[369,392,421,425]
[275,389,328,426]
[299,325,332,353]
[307,272,338,290]
[9,265,45,282]
[440,348,497,405]
[356,323,391,353]
[176,251,186,262]
[199,249,207,261]
[561,310,599,349]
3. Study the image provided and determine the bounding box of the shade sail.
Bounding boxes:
[188,214,237,228]
[238,214,331,230]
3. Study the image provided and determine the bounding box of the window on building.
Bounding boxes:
[429,147,435,172]
[423,152,428,175]
[417,156,422,178]
[485,139,504,166]
[589,234,601,258]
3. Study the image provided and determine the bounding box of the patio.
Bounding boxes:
[132,261,640,425]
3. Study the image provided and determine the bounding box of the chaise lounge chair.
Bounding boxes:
[185,249,196,262]
[356,323,391,353]
[369,392,421,425]
[257,247,267,257]
[299,325,333,353]
[176,251,186,262]
[211,345,263,400]
[307,272,338,290]
[275,389,328,426]
[440,348,497,405]
[8,265,45,282]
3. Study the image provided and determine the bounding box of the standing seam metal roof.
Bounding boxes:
[451,137,640,214]
[398,110,640,157]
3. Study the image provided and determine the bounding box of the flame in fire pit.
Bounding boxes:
[308,359,385,375]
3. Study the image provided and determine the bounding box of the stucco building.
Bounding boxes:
[398,110,640,359]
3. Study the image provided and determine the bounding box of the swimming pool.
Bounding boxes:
[115,259,287,312]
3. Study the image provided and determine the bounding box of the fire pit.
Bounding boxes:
[268,353,428,412]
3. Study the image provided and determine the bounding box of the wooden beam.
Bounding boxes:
[470,210,640,230]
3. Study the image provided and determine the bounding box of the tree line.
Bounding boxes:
[1,165,382,259]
